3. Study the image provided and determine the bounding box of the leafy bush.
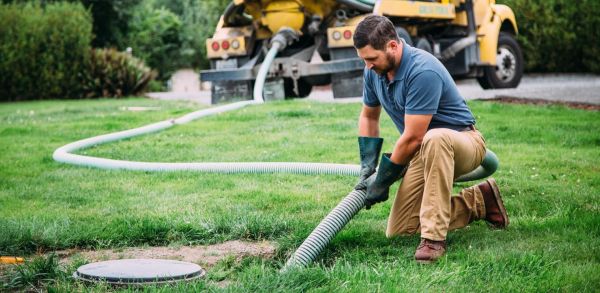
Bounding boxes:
[125,4,182,80]
[0,2,92,101]
[498,0,600,73]
[82,48,156,98]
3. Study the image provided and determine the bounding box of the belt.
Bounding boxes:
[460,125,477,132]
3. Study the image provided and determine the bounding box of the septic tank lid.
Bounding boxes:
[73,259,205,285]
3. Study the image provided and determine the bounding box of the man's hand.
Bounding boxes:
[363,172,388,208]
[364,154,408,209]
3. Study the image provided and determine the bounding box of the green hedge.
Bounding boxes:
[499,0,600,73]
[0,2,92,101]
[0,2,155,101]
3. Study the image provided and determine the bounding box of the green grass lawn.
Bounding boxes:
[1,98,599,291]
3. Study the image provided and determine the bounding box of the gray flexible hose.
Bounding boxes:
[282,188,367,271]
[336,0,374,12]
[439,34,477,61]
[455,150,499,182]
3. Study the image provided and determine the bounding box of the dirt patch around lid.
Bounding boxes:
[54,240,276,268]
[480,96,600,111]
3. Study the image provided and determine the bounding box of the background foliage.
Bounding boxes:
[0,1,156,101]
[125,3,182,81]
[80,0,142,49]
[0,2,92,101]
[127,0,230,75]
[498,0,600,73]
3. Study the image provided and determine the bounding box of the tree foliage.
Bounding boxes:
[80,0,142,48]
[125,3,182,81]
[135,0,230,71]
[498,0,600,73]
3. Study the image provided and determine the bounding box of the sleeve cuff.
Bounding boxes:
[405,108,437,115]
[364,101,380,107]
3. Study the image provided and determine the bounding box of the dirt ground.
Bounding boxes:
[52,240,276,268]
[482,96,600,111]
[0,241,275,289]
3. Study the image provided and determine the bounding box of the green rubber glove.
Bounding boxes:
[354,136,384,191]
[364,153,407,209]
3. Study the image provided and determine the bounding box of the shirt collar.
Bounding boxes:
[394,39,412,81]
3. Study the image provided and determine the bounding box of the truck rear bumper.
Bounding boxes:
[200,57,365,82]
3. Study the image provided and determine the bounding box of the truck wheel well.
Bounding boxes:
[500,20,516,35]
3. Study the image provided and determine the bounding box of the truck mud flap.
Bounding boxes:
[211,80,253,104]
[332,71,363,99]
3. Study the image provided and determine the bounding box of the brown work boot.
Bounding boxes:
[414,238,446,264]
[478,178,509,229]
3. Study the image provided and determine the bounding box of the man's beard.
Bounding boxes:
[374,52,396,76]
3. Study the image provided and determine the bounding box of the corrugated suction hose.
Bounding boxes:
[282,189,367,271]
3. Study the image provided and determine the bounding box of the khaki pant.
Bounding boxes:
[386,128,487,241]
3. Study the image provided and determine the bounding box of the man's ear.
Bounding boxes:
[387,40,399,51]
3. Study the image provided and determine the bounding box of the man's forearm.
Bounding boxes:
[389,114,431,165]
[390,135,422,165]
[358,116,380,137]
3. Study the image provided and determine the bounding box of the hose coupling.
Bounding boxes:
[270,27,300,52]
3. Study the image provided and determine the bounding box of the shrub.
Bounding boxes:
[0,2,93,101]
[82,48,156,98]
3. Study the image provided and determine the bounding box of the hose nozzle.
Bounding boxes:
[0,256,24,264]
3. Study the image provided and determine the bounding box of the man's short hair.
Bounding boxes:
[353,15,399,50]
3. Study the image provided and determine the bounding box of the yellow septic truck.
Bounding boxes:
[200,0,523,103]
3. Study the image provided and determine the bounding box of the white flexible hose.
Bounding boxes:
[253,42,281,102]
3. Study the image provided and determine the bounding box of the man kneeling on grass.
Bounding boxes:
[353,15,509,263]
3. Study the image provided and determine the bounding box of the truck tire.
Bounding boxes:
[477,32,523,89]
[284,78,312,98]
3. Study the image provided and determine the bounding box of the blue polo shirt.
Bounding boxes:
[363,40,475,133]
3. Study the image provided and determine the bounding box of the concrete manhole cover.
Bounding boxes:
[73,259,205,285]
